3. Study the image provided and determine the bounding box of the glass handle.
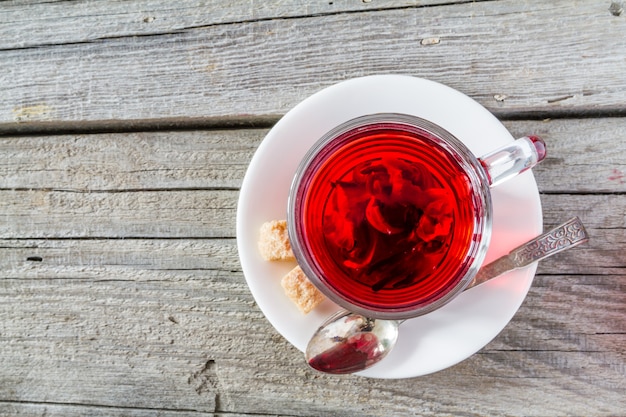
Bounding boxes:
[478,136,546,187]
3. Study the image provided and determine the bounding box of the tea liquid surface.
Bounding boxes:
[301,124,478,310]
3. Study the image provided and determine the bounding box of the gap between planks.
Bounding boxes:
[3,110,626,137]
[0,399,208,414]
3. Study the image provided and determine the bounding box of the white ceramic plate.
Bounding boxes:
[236,75,542,379]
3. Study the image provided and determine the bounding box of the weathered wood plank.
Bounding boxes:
[0,189,236,238]
[0,0,476,50]
[1,0,625,129]
[2,118,626,193]
[0,130,261,191]
[0,186,621,245]
[0,243,623,416]
[503,118,626,194]
[2,1,623,416]
[0,274,227,412]
[501,274,626,356]
[0,204,620,276]
[0,278,622,417]
[0,239,241,276]
[0,403,214,417]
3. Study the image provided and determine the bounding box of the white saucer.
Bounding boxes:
[236,75,542,379]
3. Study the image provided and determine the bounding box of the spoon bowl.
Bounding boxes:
[306,310,400,374]
[305,217,589,374]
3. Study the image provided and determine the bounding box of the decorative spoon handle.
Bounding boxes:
[468,217,589,289]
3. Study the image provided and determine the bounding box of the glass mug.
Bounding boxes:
[287,113,546,320]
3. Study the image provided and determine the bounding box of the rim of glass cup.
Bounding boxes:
[287,113,493,320]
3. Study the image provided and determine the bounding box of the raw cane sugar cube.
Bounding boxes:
[281,266,325,314]
[258,220,295,261]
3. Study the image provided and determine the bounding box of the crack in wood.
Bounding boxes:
[0,0,503,53]
[188,359,224,412]
[547,95,575,104]
[0,399,211,414]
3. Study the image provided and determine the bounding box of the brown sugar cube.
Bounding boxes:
[258,220,295,261]
[281,266,326,314]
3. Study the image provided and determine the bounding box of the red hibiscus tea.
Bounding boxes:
[288,114,492,319]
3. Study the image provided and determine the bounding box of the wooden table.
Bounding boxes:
[1,1,624,416]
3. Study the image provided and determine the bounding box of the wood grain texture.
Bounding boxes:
[0,189,237,238]
[1,119,625,415]
[0,130,261,191]
[0,240,623,416]
[2,118,626,193]
[1,0,625,415]
[0,0,473,49]
[1,0,625,130]
[0,403,216,417]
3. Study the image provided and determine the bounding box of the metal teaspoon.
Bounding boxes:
[305,217,589,374]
